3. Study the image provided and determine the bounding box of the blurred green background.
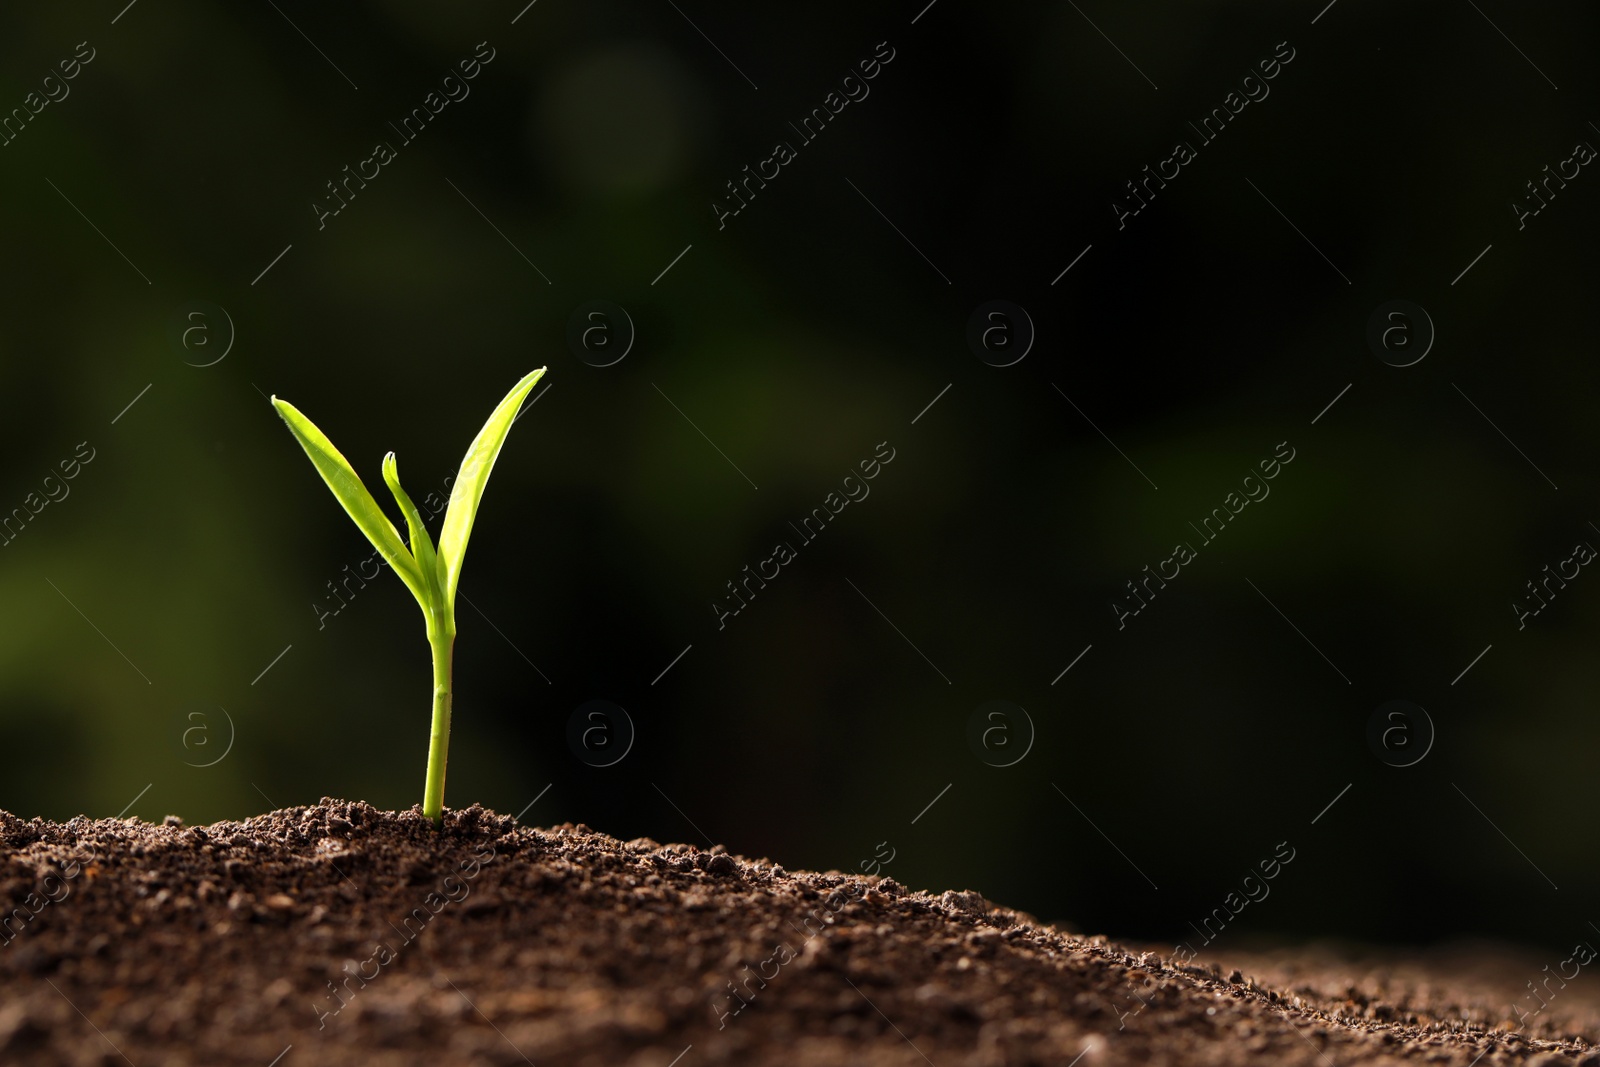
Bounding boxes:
[1,0,1597,955]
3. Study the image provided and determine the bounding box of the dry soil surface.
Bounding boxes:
[0,800,1596,1066]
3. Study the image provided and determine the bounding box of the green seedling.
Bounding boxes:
[270,368,547,823]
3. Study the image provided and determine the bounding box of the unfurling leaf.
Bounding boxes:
[382,451,444,611]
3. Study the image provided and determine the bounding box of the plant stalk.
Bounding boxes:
[422,621,455,823]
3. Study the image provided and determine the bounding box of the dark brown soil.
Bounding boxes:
[1,801,1596,1066]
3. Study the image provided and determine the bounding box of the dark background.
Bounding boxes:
[0,0,1595,959]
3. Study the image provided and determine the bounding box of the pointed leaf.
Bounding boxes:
[382,451,443,610]
[271,396,428,607]
[437,367,546,605]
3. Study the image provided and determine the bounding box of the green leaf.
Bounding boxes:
[382,451,443,611]
[270,396,428,608]
[437,367,546,606]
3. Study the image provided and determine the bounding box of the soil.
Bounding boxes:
[0,801,1596,1067]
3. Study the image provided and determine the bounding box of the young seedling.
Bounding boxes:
[270,368,547,823]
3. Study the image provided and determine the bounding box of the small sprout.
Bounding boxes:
[271,368,547,822]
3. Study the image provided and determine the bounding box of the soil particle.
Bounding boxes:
[0,801,1596,1065]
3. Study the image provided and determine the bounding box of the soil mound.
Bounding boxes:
[0,801,1593,1065]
